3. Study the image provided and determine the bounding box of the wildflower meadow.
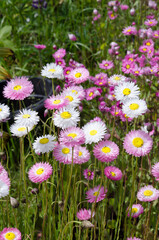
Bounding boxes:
[0,0,159,239]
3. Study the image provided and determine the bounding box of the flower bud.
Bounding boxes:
[81,220,94,228]
[10,197,19,208]
[31,188,39,195]
[130,8,135,16]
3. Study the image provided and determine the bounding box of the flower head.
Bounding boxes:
[0,227,21,240]
[52,48,66,59]
[86,185,107,203]
[44,94,69,110]
[14,109,39,128]
[59,127,85,147]
[137,185,159,202]
[69,67,89,84]
[77,209,95,220]
[28,162,52,183]
[83,169,94,180]
[99,60,114,70]
[127,204,144,218]
[122,98,147,118]
[10,124,32,137]
[34,44,46,50]
[114,82,140,102]
[151,162,159,181]
[104,166,122,180]
[0,104,10,122]
[108,74,127,86]
[122,26,137,35]
[41,63,64,79]
[33,135,57,154]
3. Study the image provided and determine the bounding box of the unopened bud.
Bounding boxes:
[31,188,39,195]
[81,220,94,228]
[10,197,19,208]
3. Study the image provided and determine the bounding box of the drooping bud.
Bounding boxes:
[81,220,94,228]
[10,197,19,208]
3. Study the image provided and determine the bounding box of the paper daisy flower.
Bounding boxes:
[52,48,66,59]
[10,124,32,137]
[0,104,10,122]
[77,209,95,220]
[93,140,119,162]
[53,107,80,129]
[123,130,153,157]
[122,98,147,118]
[41,63,64,79]
[33,135,56,154]
[108,74,127,86]
[44,94,69,110]
[144,19,158,27]
[104,166,122,181]
[3,76,34,100]
[151,162,159,181]
[62,91,81,108]
[83,121,107,144]
[86,185,107,203]
[14,109,39,127]
[59,127,85,147]
[85,87,101,101]
[28,162,53,183]
[127,238,141,240]
[0,180,9,198]
[99,60,114,70]
[69,67,89,84]
[83,169,94,180]
[73,146,90,164]
[114,82,140,102]
[53,143,72,164]
[122,26,137,35]
[63,85,85,100]
[0,173,10,188]
[137,185,159,202]
[0,227,21,240]
[127,204,144,218]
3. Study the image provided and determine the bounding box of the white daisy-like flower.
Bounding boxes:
[33,134,57,154]
[41,63,64,79]
[122,98,147,119]
[10,124,32,137]
[61,91,81,108]
[114,82,140,102]
[63,85,85,100]
[108,74,127,86]
[0,180,9,198]
[0,104,10,122]
[83,121,107,144]
[53,107,80,129]
[14,109,39,127]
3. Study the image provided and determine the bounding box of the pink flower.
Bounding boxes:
[144,19,158,27]
[53,48,66,59]
[55,58,66,68]
[127,204,144,218]
[127,238,142,240]
[69,67,89,84]
[34,44,46,50]
[86,185,107,203]
[99,60,114,70]
[120,4,129,10]
[151,162,159,181]
[83,169,94,180]
[68,33,77,41]
[0,227,21,240]
[85,87,101,100]
[77,209,95,220]
[104,166,122,180]
[59,127,85,147]
[28,162,53,183]
[137,185,159,202]
[130,8,135,16]
[153,30,159,38]
[73,145,90,164]
[44,94,69,110]
[3,77,34,100]
[108,11,118,20]
[122,26,137,35]
[122,60,135,74]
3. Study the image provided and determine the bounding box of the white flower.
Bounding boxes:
[62,91,81,108]
[122,98,147,118]
[0,104,10,122]
[0,180,9,198]
[53,107,80,129]
[10,124,32,137]
[108,74,127,86]
[14,109,39,127]
[33,134,57,154]
[114,82,140,102]
[41,63,64,79]
[83,121,107,144]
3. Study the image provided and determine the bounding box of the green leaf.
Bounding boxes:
[0,25,12,40]
[74,42,92,52]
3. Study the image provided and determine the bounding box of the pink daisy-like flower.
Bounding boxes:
[77,209,95,220]
[86,185,107,203]
[44,94,69,110]
[93,140,119,162]
[123,130,153,157]
[151,162,159,181]
[63,67,73,78]
[63,85,85,100]
[73,146,90,164]
[127,204,144,218]
[3,77,34,100]
[108,11,118,20]
[55,58,66,68]
[104,166,122,181]
[143,39,154,47]
[34,44,46,50]
[83,169,94,180]
[127,238,141,240]
[69,67,89,84]
[137,185,159,202]
[53,143,72,164]
[59,127,85,147]
[122,26,137,36]
[85,87,101,101]
[122,60,135,74]
[52,48,66,59]
[153,30,159,39]
[69,59,85,69]
[0,227,21,240]
[99,60,114,70]
[139,45,149,53]
[144,19,158,27]
[28,162,53,183]
[0,173,10,187]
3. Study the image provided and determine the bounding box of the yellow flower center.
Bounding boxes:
[99,82,103,85]
[78,151,82,156]
[135,71,139,74]
[89,92,93,97]
[13,85,22,91]
[104,64,108,66]
[110,171,116,177]
[75,72,82,78]
[146,42,151,46]
[66,70,70,74]
[127,29,131,32]
[110,14,114,17]
[149,21,152,24]
[62,148,70,154]
[39,138,49,144]
[129,103,139,110]
[93,191,99,196]
[60,111,71,119]
[132,137,144,148]
[129,58,134,62]
[132,207,138,213]
[88,172,91,176]
[23,114,31,119]
[18,127,26,132]
[115,112,119,115]
[72,90,78,94]
[67,133,77,138]
[53,99,61,104]
[123,88,131,95]
[143,48,147,51]
[90,130,97,136]
[0,108,2,111]
[5,233,16,240]
[114,76,120,81]
[155,34,158,36]
[36,168,44,175]
[126,64,130,69]
[65,96,73,102]
[143,190,153,196]
[101,146,111,153]
[49,69,56,72]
